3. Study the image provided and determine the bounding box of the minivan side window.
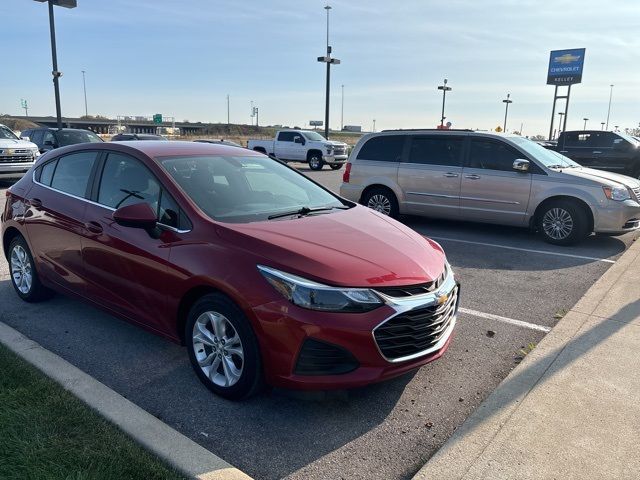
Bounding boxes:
[467,140,522,172]
[49,151,98,198]
[409,136,464,167]
[356,135,405,162]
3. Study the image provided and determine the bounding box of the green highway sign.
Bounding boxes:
[153,114,163,124]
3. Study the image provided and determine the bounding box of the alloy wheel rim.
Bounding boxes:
[309,157,320,168]
[542,208,573,240]
[368,194,391,215]
[192,311,244,388]
[10,245,32,295]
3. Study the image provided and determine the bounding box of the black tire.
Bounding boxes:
[308,152,324,170]
[329,164,343,170]
[361,187,399,218]
[186,293,263,400]
[8,235,53,302]
[537,200,589,245]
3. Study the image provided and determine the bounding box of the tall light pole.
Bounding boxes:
[583,117,588,130]
[502,93,512,132]
[317,5,340,139]
[601,122,605,130]
[437,79,452,127]
[35,1,77,129]
[605,84,614,130]
[226,94,230,129]
[81,70,88,117]
[372,119,376,132]
[250,100,254,126]
[340,84,344,131]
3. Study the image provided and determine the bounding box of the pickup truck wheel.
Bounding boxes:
[361,187,399,218]
[329,164,343,170]
[308,154,324,170]
[537,200,588,246]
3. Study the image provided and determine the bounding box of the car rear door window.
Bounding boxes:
[467,139,521,172]
[408,136,464,166]
[38,159,58,186]
[50,151,98,198]
[356,135,405,162]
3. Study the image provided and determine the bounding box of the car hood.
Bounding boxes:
[218,206,445,288]
[0,138,38,150]
[561,167,640,189]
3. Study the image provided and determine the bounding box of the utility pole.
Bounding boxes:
[341,84,344,131]
[226,94,230,129]
[437,79,452,127]
[255,107,259,127]
[583,117,588,130]
[81,70,88,117]
[502,93,513,132]
[317,5,340,139]
[605,84,614,130]
[250,100,254,126]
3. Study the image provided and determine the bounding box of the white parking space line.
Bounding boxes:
[459,307,552,333]
[426,236,616,264]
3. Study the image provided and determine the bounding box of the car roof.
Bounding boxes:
[89,140,261,159]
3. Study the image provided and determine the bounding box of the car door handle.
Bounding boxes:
[465,174,481,179]
[84,221,103,234]
[443,172,459,178]
[592,151,602,154]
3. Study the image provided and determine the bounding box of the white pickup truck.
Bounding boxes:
[0,124,40,179]
[247,130,349,170]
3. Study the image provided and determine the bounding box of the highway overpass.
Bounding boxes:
[12,116,209,135]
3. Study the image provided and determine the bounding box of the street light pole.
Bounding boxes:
[502,93,512,132]
[81,70,88,117]
[226,94,230,129]
[341,84,344,131]
[583,117,588,130]
[605,84,614,130]
[372,119,376,132]
[437,79,452,127]
[601,122,605,130]
[317,5,340,140]
[48,1,62,129]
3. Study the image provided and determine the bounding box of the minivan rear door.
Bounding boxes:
[460,138,532,225]
[397,135,464,218]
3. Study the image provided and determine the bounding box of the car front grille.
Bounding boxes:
[373,285,459,361]
[333,146,347,156]
[0,154,34,163]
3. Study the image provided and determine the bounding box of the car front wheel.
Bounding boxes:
[308,153,324,170]
[186,293,263,400]
[537,200,588,245]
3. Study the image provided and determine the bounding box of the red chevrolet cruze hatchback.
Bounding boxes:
[2,141,459,399]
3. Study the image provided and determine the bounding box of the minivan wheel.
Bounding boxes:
[330,164,343,170]
[362,187,399,218]
[186,293,263,400]
[537,200,588,245]
[8,236,53,302]
[308,153,324,171]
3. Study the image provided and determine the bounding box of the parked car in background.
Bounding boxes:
[0,123,40,178]
[193,139,242,147]
[340,130,640,245]
[549,130,640,179]
[20,127,103,154]
[111,133,167,141]
[2,141,458,400]
[248,130,348,170]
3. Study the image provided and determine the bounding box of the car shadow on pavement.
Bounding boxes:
[0,280,410,480]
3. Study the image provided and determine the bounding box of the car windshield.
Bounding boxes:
[301,131,326,141]
[56,130,103,146]
[510,136,580,168]
[0,126,19,140]
[160,155,347,223]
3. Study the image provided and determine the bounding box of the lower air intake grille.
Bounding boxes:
[374,286,459,360]
[294,338,359,376]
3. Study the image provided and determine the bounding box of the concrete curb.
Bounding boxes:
[413,237,640,480]
[0,321,252,480]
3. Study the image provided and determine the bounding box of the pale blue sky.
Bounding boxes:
[1,0,639,135]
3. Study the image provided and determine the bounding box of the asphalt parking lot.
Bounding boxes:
[1,169,637,480]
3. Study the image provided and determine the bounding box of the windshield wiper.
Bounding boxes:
[268,205,348,220]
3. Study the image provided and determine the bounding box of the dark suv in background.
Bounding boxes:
[552,130,640,179]
[20,128,103,154]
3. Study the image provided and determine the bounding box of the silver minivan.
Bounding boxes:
[340,130,640,245]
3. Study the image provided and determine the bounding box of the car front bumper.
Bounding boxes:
[251,269,459,390]
[593,199,640,234]
[322,154,348,165]
[0,162,34,178]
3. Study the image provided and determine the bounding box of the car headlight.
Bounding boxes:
[32,148,40,158]
[603,186,630,201]
[326,145,334,154]
[258,265,383,313]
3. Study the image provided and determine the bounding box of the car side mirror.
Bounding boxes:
[20,136,30,141]
[513,159,530,172]
[113,203,157,230]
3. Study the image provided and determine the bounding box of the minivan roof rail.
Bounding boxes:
[380,128,475,132]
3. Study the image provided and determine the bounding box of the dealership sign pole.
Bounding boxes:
[547,48,585,140]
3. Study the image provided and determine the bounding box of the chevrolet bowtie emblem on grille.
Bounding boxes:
[437,293,449,305]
